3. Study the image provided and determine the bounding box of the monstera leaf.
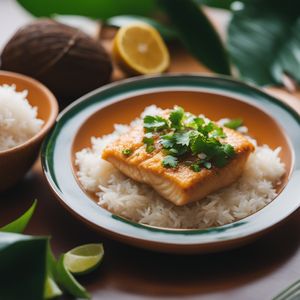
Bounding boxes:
[228,0,300,86]
[159,0,231,75]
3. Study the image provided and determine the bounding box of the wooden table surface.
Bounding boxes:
[1,2,300,300]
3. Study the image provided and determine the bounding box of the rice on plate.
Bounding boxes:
[76,106,285,229]
[0,84,43,151]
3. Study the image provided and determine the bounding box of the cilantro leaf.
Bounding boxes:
[203,161,212,169]
[162,155,178,168]
[187,117,205,130]
[143,107,236,171]
[168,144,188,156]
[146,145,155,153]
[190,135,207,154]
[224,119,243,130]
[122,149,132,156]
[160,134,175,149]
[143,133,154,145]
[144,115,169,132]
[175,132,190,146]
[210,126,226,138]
[190,164,201,172]
[222,144,235,157]
[169,106,184,129]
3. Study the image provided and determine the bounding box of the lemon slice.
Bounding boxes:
[64,243,104,275]
[113,23,170,75]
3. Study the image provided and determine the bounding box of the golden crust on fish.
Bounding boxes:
[102,125,254,206]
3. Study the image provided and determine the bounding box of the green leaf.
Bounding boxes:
[191,163,201,172]
[162,155,178,168]
[44,243,62,299]
[143,133,155,153]
[224,118,243,129]
[175,132,190,146]
[144,115,169,132]
[222,144,235,157]
[56,254,90,299]
[169,106,185,129]
[0,200,37,233]
[16,0,156,19]
[106,15,177,41]
[160,134,175,149]
[272,19,300,84]
[0,232,48,300]
[191,135,207,154]
[203,161,212,169]
[146,145,155,153]
[122,149,132,156]
[187,117,205,130]
[228,1,300,85]
[158,0,231,75]
[143,133,154,145]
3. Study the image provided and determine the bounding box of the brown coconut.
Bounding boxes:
[0,19,113,104]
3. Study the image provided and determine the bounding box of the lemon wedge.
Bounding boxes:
[113,23,170,75]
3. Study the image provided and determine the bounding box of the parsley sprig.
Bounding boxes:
[143,107,236,171]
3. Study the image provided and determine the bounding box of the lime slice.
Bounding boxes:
[64,243,104,275]
[56,254,90,299]
[44,276,62,299]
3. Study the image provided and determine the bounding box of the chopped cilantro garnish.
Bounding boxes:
[191,164,201,172]
[162,155,178,168]
[203,161,212,169]
[223,143,235,157]
[224,118,243,130]
[143,133,155,153]
[169,106,184,129]
[143,107,236,171]
[174,132,190,146]
[159,134,175,149]
[122,149,132,156]
[143,115,169,132]
[146,145,155,153]
[143,132,154,145]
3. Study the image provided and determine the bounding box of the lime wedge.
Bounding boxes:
[56,254,90,299]
[44,276,62,299]
[64,243,104,275]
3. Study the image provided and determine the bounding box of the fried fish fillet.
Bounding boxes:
[102,125,254,206]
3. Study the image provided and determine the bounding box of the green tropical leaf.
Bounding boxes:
[0,200,37,233]
[0,232,48,300]
[228,0,300,85]
[159,0,231,75]
[44,243,62,299]
[16,0,156,19]
[106,15,177,41]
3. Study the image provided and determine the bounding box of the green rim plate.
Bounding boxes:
[41,74,300,253]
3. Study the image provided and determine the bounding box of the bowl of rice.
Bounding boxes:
[0,71,58,191]
[42,74,300,253]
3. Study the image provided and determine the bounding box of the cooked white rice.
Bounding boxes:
[0,84,44,151]
[76,106,285,229]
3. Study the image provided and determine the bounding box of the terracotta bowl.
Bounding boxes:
[0,71,58,191]
[42,74,300,253]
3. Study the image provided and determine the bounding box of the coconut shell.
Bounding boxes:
[0,19,113,104]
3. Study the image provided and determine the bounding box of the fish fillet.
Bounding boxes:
[102,124,254,206]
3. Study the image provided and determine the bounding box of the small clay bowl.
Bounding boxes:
[0,71,58,191]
